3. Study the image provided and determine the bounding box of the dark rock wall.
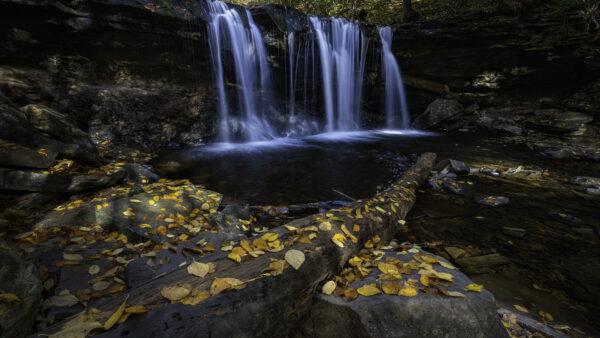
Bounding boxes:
[0,0,597,147]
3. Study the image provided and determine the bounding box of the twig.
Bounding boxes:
[331,188,357,202]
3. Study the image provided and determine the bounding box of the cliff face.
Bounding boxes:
[0,0,598,147]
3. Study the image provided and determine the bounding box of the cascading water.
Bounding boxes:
[308,17,368,132]
[378,26,410,129]
[206,0,275,142]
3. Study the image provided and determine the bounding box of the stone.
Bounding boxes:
[569,176,600,188]
[125,163,159,185]
[476,195,510,207]
[20,104,96,153]
[527,110,593,134]
[445,246,467,259]
[411,98,464,130]
[455,253,510,269]
[0,239,42,338]
[0,140,56,169]
[0,168,125,192]
[434,159,470,175]
[502,227,527,238]
[298,249,508,338]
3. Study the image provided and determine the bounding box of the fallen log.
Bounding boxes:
[38,152,437,337]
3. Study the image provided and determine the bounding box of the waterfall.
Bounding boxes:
[378,27,410,129]
[309,17,368,132]
[206,0,275,142]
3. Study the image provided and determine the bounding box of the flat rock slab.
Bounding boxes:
[301,249,507,338]
[0,168,125,192]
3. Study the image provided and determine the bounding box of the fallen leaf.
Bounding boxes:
[331,233,346,247]
[63,253,83,261]
[285,249,305,270]
[464,283,483,292]
[92,281,110,291]
[44,294,79,308]
[0,293,20,303]
[180,290,210,305]
[161,285,191,301]
[210,278,246,295]
[319,222,332,231]
[125,306,147,314]
[439,261,456,269]
[104,295,129,330]
[88,265,101,275]
[353,224,360,232]
[539,311,554,321]
[187,261,210,278]
[447,291,466,298]
[322,281,336,295]
[398,286,418,297]
[381,283,402,295]
[261,233,278,242]
[514,305,528,313]
[264,259,287,276]
[344,287,358,301]
[357,284,381,296]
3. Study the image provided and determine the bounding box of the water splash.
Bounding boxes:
[309,17,368,132]
[378,26,410,129]
[206,0,275,142]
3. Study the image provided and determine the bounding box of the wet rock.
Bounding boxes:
[569,176,600,188]
[0,168,125,192]
[456,253,510,270]
[429,173,465,195]
[434,159,470,175]
[445,246,467,259]
[411,98,464,130]
[20,104,96,153]
[209,211,246,235]
[477,195,510,207]
[125,164,159,185]
[300,249,507,338]
[0,141,56,169]
[502,227,527,238]
[0,239,42,338]
[527,110,593,134]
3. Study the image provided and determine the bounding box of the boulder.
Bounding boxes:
[0,239,42,338]
[412,99,464,130]
[0,141,56,169]
[20,105,96,153]
[0,168,125,192]
[434,159,470,175]
[298,249,508,338]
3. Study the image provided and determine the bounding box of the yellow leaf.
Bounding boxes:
[413,253,439,264]
[160,285,191,301]
[331,233,346,248]
[210,278,245,295]
[180,290,210,305]
[348,256,363,266]
[0,293,20,303]
[381,283,402,295]
[63,253,83,261]
[344,287,358,301]
[284,249,305,270]
[125,306,147,314]
[123,210,135,217]
[447,291,466,298]
[513,304,528,313]
[321,280,336,295]
[319,222,332,231]
[284,225,297,231]
[353,224,360,232]
[104,294,129,330]
[357,284,381,296]
[464,284,483,292]
[420,274,429,286]
[261,233,278,242]
[377,262,399,275]
[139,223,152,229]
[439,261,456,270]
[539,311,554,321]
[399,287,418,297]
[187,261,210,278]
[264,259,287,276]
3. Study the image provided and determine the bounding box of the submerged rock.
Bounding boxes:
[412,98,464,130]
[0,239,42,338]
[527,110,593,134]
[434,159,470,175]
[476,195,510,207]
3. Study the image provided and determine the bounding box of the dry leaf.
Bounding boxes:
[63,253,83,261]
[513,304,528,313]
[439,261,456,269]
[447,291,466,298]
[187,261,210,278]
[88,265,100,275]
[92,281,110,291]
[161,285,191,301]
[319,222,332,231]
[264,259,287,276]
[104,295,128,330]
[210,278,246,295]
[381,283,402,295]
[398,287,418,297]
[357,284,381,296]
[261,233,278,242]
[539,311,554,321]
[180,290,210,305]
[344,287,358,301]
[331,233,346,247]
[285,249,305,270]
[322,281,336,295]
[0,293,20,303]
[44,294,79,308]
[464,284,483,292]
